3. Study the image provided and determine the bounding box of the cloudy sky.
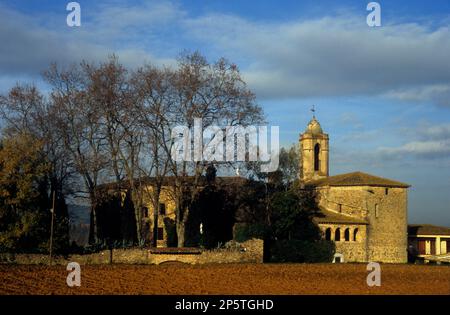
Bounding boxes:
[1,0,449,226]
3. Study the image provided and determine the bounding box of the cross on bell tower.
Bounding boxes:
[299,106,329,182]
[311,105,316,118]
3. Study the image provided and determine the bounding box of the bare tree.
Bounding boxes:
[131,65,175,246]
[163,52,264,246]
[85,57,148,245]
[44,64,109,244]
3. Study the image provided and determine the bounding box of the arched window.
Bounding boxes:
[314,143,320,171]
[325,228,332,241]
[335,228,341,242]
[344,228,350,241]
[353,228,359,242]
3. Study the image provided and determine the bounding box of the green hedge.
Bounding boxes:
[234,223,270,243]
[269,239,335,263]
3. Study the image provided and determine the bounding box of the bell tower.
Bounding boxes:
[299,107,329,182]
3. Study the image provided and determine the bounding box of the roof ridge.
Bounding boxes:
[314,207,369,225]
[306,171,410,188]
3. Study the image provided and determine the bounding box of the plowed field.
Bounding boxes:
[1,263,449,295]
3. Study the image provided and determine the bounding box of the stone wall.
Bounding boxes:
[198,239,264,264]
[365,187,408,263]
[147,239,263,264]
[316,186,408,263]
[316,186,368,219]
[318,223,368,262]
[141,186,178,247]
[0,239,263,265]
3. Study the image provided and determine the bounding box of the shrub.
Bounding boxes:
[234,223,270,243]
[270,239,335,263]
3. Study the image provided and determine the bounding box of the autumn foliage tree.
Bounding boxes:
[0,133,50,252]
[0,85,70,253]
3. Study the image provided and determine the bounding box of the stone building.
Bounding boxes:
[408,224,450,263]
[95,176,245,248]
[95,114,410,264]
[140,177,244,247]
[300,115,410,263]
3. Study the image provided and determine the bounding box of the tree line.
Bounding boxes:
[0,52,334,262]
[0,52,265,251]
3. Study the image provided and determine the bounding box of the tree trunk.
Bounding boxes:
[176,221,185,247]
[151,188,161,247]
[131,187,143,246]
[176,204,190,247]
[88,191,98,245]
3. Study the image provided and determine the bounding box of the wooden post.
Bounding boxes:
[49,190,56,266]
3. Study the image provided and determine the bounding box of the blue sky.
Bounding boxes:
[0,0,449,226]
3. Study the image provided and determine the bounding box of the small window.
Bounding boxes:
[335,228,341,242]
[142,207,149,218]
[325,228,332,241]
[314,143,320,171]
[354,228,359,242]
[375,204,379,218]
[157,227,164,240]
[338,204,342,213]
[344,228,350,242]
[159,203,166,215]
[385,188,389,195]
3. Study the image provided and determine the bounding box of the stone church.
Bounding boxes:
[300,115,410,263]
[94,113,410,264]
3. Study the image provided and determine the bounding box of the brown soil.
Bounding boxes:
[0,263,449,295]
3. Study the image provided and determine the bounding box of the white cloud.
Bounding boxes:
[384,84,450,107]
[0,3,179,77]
[416,123,450,140]
[1,3,450,107]
[379,140,450,159]
[80,1,185,45]
[373,123,450,159]
[183,14,450,104]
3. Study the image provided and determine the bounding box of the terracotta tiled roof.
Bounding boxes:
[306,171,410,188]
[313,208,368,225]
[408,224,450,236]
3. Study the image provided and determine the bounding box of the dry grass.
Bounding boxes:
[0,263,449,295]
